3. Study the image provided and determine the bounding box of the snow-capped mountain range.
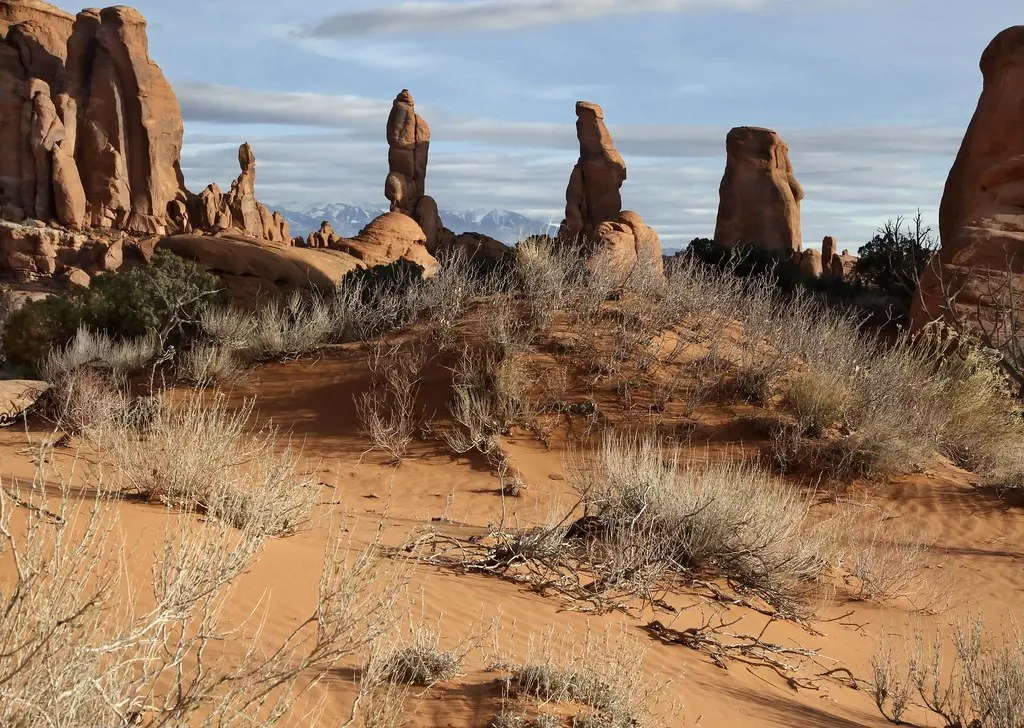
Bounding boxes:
[276,203,555,245]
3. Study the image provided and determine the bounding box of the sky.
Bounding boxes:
[51,0,1021,248]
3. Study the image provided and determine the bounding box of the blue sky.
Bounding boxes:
[52,0,1020,247]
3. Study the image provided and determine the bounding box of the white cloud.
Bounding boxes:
[301,0,780,37]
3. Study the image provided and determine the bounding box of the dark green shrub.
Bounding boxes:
[342,259,425,303]
[853,212,936,302]
[2,249,223,369]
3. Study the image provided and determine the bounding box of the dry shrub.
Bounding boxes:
[570,432,835,615]
[102,391,319,536]
[502,624,673,728]
[248,292,335,360]
[356,342,425,464]
[199,304,257,351]
[872,619,1024,728]
[844,518,932,604]
[179,342,243,384]
[42,366,132,435]
[41,325,157,381]
[442,346,528,456]
[0,458,406,726]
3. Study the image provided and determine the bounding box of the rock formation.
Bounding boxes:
[334,212,439,277]
[799,248,822,279]
[714,127,804,253]
[188,143,289,243]
[0,2,287,243]
[385,90,443,250]
[306,221,340,249]
[821,235,846,278]
[558,101,662,276]
[912,26,1024,337]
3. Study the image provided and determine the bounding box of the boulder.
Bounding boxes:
[912,26,1024,337]
[64,264,88,287]
[714,126,804,253]
[158,233,363,307]
[334,212,439,276]
[799,248,822,279]
[437,229,511,263]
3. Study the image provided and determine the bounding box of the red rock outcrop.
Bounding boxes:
[912,26,1024,337]
[188,143,289,243]
[333,212,439,276]
[714,127,804,253]
[557,101,662,277]
[1,2,288,245]
[385,90,443,250]
[799,249,822,279]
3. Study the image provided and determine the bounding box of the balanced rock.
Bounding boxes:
[714,127,804,252]
[912,26,1024,336]
[385,90,442,250]
[558,101,662,278]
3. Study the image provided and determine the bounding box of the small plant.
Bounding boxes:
[784,369,850,436]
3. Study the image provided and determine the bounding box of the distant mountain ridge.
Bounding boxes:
[276,203,554,245]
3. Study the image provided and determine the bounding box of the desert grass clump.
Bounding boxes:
[503,625,670,728]
[784,369,851,437]
[102,390,319,536]
[378,623,463,687]
[178,342,243,384]
[570,432,834,614]
[248,291,335,360]
[40,325,158,381]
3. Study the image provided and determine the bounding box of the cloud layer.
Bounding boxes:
[303,0,778,37]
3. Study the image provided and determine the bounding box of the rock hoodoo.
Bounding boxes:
[385,89,443,251]
[188,143,290,243]
[558,101,663,276]
[912,26,1024,340]
[714,127,804,253]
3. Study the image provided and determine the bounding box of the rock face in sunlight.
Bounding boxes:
[714,126,804,253]
[912,26,1024,337]
[0,1,288,243]
[385,89,444,251]
[558,101,663,277]
[334,211,439,276]
[189,143,290,243]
